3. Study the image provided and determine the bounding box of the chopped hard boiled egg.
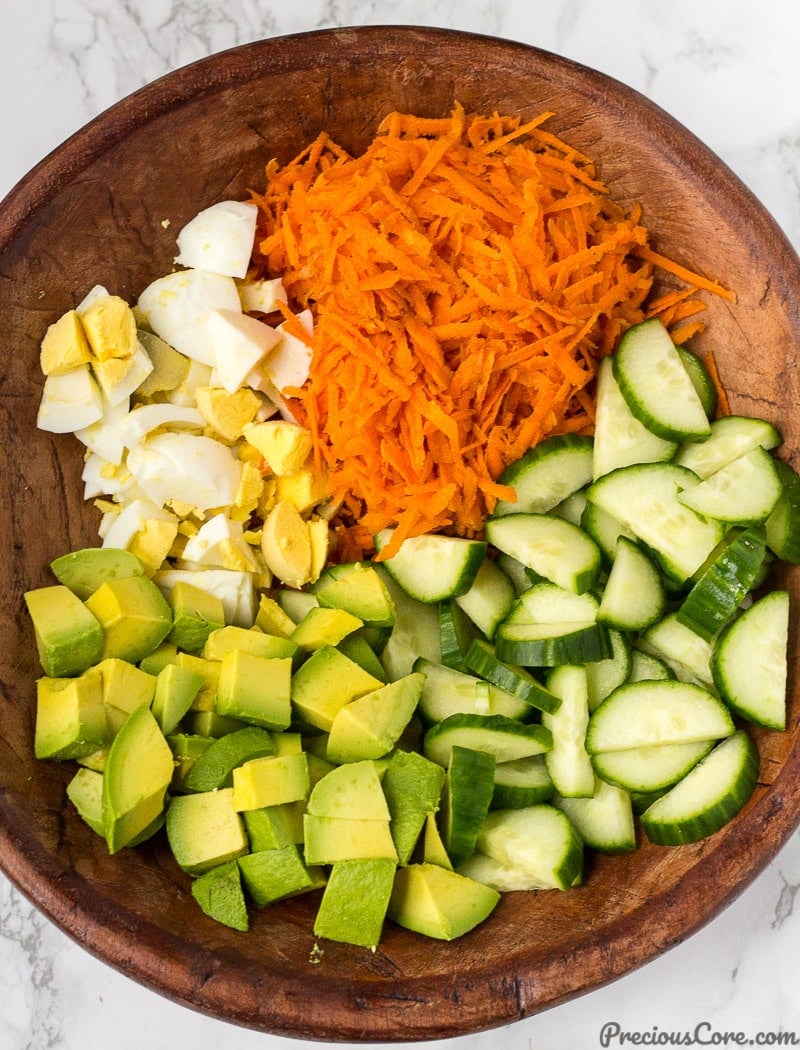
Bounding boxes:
[207,309,282,393]
[195,386,262,442]
[126,431,243,511]
[243,419,312,476]
[37,364,104,433]
[80,294,138,361]
[92,343,154,406]
[39,310,92,376]
[136,268,242,366]
[115,403,205,449]
[174,200,258,280]
[236,276,288,314]
[154,567,256,627]
[181,512,260,573]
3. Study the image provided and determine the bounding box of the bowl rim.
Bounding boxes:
[2,24,800,1043]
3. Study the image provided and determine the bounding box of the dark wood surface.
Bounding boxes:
[1,26,799,1042]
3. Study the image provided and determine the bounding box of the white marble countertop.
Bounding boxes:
[3,2,800,1048]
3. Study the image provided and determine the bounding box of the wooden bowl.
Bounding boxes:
[1,26,799,1042]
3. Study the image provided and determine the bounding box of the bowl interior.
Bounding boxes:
[1,26,799,1042]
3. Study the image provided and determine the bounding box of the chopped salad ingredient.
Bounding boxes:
[252,103,733,559]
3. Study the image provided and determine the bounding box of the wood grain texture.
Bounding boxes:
[1,26,799,1042]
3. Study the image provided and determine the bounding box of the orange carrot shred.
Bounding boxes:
[251,105,735,561]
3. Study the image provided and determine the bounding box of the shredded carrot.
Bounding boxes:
[703,349,732,418]
[251,104,734,561]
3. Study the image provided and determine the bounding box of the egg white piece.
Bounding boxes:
[208,308,282,393]
[137,268,242,366]
[126,431,242,510]
[93,343,155,407]
[75,394,131,465]
[181,511,260,571]
[175,200,258,280]
[154,567,256,627]
[116,403,206,449]
[37,364,104,433]
[237,275,288,313]
[101,496,178,550]
[262,309,314,392]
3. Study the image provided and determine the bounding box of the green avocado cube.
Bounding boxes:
[382,750,446,864]
[96,657,157,737]
[66,766,106,836]
[25,585,105,678]
[34,670,107,760]
[243,802,305,851]
[50,546,144,600]
[151,663,205,735]
[313,857,397,948]
[138,640,179,675]
[216,650,292,730]
[168,581,225,652]
[303,814,398,865]
[167,732,214,789]
[313,563,397,628]
[307,760,390,821]
[290,646,383,732]
[203,624,297,663]
[387,862,500,940]
[232,752,310,811]
[191,859,249,931]
[239,845,325,906]
[85,575,172,663]
[289,607,363,651]
[326,672,425,764]
[166,788,248,875]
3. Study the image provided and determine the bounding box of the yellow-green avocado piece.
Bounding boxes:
[85,575,172,663]
[25,585,104,678]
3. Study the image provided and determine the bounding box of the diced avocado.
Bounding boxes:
[313,858,397,949]
[382,750,446,864]
[420,812,453,870]
[95,657,157,737]
[276,587,318,624]
[326,672,424,764]
[167,581,225,652]
[238,845,325,906]
[139,641,178,675]
[49,547,144,600]
[254,594,296,638]
[175,652,219,712]
[216,650,292,730]
[290,646,384,732]
[85,575,172,663]
[307,760,390,821]
[166,788,248,875]
[243,802,305,851]
[388,863,500,940]
[182,726,276,793]
[66,766,105,836]
[313,563,396,629]
[272,731,303,756]
[337,634,388,682]
[184,710,247,738]
[203,624,297,663]
[303,814,398,865]
[102,704,173,854]
[191,859,249,931]
[34,671,107,760]
[151,663,204,735]
[25,585,104,678]
[231,752,310,811]
[289,607,363,651]
[167,732,214,789]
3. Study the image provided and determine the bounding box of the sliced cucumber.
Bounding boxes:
[555,777,636,853]
[438,598,481,671]
[491,755,554,810]
[496,552,536,596]
[639,613,714,686]
[592,740,715,794]
[597,536,666,631]
[676,527,767,641]
[463,638,562,715]
[627,649,675,683]
[374,529,486,603]
[710,590,789,730]
[542,665,594,798]
[485,513,601,595]
[677,346,717,418]
[766,459,800,563]
[441,745,496,866]
[592,355,676,480]
[495,620,612,668]
[677,446,783,525]
[376,567,440,681]
[580,500,637,563]
[586,462,725,583]
[640,730,759,845]
[461,804,584,891]
[493,434,594,516]
[453,556,516,640]
[414,658,532,725]
[586,680,734,754]
[612,318,711,442]
[423,712,552,768]
[674,414,782,479]
[505,581,599,626]
[585,628,631,711]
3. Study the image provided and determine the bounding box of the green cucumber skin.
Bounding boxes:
[494,434,594,517]
[444,745,496,866]
[464,638,562,714]
[766,459,800,563]
[495,622,613,668]
[676,527,767,641]
[423,713,553,768]
[640,731,759,846]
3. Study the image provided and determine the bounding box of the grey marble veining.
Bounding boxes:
[3,2,800,1048]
